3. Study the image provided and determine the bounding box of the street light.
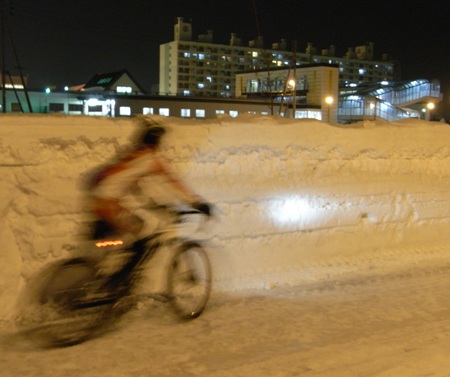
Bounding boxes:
[369,101,376,120]
[325,96,333,122]
[288,79,296,118]
[426,102,435,121]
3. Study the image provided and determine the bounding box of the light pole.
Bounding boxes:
[325,96,333,122]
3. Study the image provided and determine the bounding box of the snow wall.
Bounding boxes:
[2,114,450,323]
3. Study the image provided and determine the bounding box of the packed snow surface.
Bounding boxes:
[2,114,450,320]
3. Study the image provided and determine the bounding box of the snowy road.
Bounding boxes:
[3,249,450,377]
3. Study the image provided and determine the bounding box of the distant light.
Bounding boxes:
[427,102,435,110]
[5,84,24,89]
[86,98,100,106]
[116,86,132,94]
[45,87,51,94]
[380,81,389,85]
[325,96,333,105]
[64,86,69,91]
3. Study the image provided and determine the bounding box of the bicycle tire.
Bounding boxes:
[167,242,212,319]
[22,258,112,347]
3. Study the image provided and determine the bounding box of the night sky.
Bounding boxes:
[3,0,450,117]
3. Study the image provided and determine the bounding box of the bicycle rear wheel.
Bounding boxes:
[167,242,211,319]
[22,258,112,347]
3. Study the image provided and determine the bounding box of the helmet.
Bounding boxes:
[140,126,166,147]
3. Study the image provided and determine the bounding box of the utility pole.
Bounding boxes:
[7,15,32,112]
[292,40,297,118]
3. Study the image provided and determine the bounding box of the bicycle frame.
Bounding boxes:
[82,209,205,302]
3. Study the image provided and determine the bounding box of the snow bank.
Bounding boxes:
[2,114,450,323]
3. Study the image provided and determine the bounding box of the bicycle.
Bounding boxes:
[18,206,212,347]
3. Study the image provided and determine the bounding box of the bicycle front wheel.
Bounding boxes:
[167,242,211,319]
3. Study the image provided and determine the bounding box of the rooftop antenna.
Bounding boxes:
[251,0,261,37]
[251,0,276,114]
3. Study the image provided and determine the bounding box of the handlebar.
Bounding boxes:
[145,202,212,218]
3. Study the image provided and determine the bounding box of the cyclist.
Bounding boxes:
[87,116,211,250]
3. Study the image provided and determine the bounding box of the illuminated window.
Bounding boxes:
[195,109,205,118]
[252,51,258,57]
[159,108,170,116]
[119,106,131,116]
[198,83,205,89]
[229,110,238,117]
[358,69,366,75]
[117,86,132,94]
[181,109,191,117]
[143,107,153,115]
[5,83,24,89]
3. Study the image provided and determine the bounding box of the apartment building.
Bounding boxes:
[159,17,398,98]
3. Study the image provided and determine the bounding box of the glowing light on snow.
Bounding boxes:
[267,195,312,227]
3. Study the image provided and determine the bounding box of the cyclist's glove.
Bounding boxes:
[192,202,212,216]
